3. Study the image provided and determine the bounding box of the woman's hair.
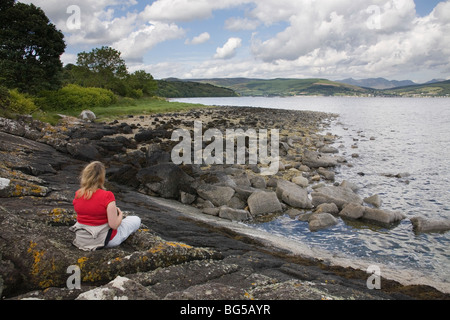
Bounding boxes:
[76,161,106,200]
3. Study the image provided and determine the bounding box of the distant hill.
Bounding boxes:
[156,79,238,98]
[381,79,450,97]
[156,77,450,98]
[424,79,447,84]
[187,78,372,97]
[338,77,417,89]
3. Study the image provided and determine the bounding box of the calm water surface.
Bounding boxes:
[172,96,450,288]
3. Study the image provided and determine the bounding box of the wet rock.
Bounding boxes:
[247,191,282,216]
[364,194,382,208]
[309,213,338,232]
[286,208,302,219]
[314,203,339,215]
[410,217,450,234]
[362,208,406,226]
[383,172,410,179]
[311,185,363,209]
[276,180,312,209]
[339,203,365,220]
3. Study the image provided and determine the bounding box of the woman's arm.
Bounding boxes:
[107,201,123,230]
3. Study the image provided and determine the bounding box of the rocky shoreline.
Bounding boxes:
[1,106,449,301]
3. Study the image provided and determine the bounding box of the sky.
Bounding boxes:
[18,0,450,83]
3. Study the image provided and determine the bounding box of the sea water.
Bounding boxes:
[172,96,450,289]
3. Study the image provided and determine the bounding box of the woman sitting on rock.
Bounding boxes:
[70,161,141,251]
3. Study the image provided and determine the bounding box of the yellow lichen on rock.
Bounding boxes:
[77,256,89,270]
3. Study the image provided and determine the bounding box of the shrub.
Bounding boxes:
[127,88,144,99]
[7,89,38,114]
[37,84,117,111]
[0,85,10,109]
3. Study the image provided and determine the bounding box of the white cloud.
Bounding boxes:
[185,32,210,45]
[432,0,450,23]
[214,38,242,59]
[66,11,139,45]
[60,52,78,66]
[246,0,450,81]
[128,61,190,79]
[225,17,260,31]
[113,22,186,62]
[140,0,252,22]
[18,0,450,82]
[19,0,143,46]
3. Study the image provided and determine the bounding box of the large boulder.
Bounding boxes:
[134,129,171,143]
[362,207,406,226]
[146,143,171,166]
[136,163,195,199]
[339,203,365,220]
[364,194,382,208]
[107,165,140,188]
[247,191,282,216]
[410,217,450,234]
[79,110,96,122]
[291,176,309,188]
[276,180,312,209]
[196,185,235,207]
[311,185,362,209]
[66,141,101,162]
[308,213,338,232]
[302,150,341,168]
[218,206,252,222]
[314,203,339,215]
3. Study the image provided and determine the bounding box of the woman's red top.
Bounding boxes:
[73,189,117,240]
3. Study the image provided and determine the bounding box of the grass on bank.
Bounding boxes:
[32,96,210,124]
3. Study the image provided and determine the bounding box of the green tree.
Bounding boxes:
[0,1,66,94]
[75,46,128,89]
[72,47,157,97]
[126,70,157,96]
